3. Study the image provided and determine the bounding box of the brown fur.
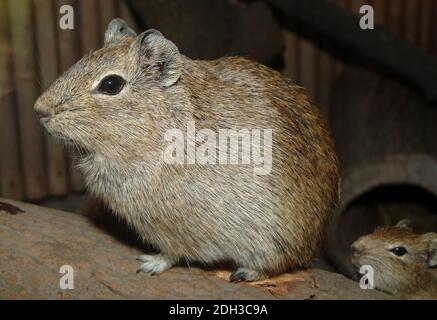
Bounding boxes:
[351,220,437,299]
[34,19,339,281]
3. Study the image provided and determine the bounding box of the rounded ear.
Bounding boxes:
[395,219,413,231]
[129,29,182,87]
[104,18,137,46]
[421,233,437,267]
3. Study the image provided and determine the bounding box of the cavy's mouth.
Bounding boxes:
[350,258,363,280]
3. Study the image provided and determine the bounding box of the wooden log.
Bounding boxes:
[265,0,437,102]
[0,198,391,299]
[9,0,48,201]
[56,0,85,193]
[0,0,23,200]
[325,66,437,275]
[34,0,69,197]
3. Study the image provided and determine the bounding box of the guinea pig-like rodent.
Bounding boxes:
[351,220,437,299]
[34,19,339,281]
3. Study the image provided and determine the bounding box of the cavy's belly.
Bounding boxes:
[80,157,299,263]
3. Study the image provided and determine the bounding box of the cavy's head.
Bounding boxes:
[351,219,437,294]
[34,19,183,159]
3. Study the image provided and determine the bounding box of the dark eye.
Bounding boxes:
[390,246,408,256]
[98,75,125,95]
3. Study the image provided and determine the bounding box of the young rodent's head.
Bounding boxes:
[351,220,437,294]
[34,19,183,159]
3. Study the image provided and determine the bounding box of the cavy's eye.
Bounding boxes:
[389,246,408,256]
[97,75,125,95]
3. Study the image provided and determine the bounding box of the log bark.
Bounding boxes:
[330,66,437,207]
[266,0,437,102]
[325,65,437,275]
[0,198,391,299]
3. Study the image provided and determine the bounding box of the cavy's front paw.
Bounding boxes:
[136,253,173,276]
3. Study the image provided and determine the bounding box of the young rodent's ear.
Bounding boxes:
[104,18,137,46]
[129,29,182,87]
[421,233,437,267]
[395,219,413,231]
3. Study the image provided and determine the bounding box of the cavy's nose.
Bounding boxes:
[34,98,52,124]
[35,109,52,124]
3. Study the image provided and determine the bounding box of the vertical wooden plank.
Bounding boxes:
[370,0,387,26]
[333,0,350,75]
[386,0,403,36]
[99,0,117,42]
[430,0,437,56]
[318,49,334,119]
[34,0,68,197]
[56,0,85,193]
[9,0,48,200]
[299,38,317,103]
[79,0,100,53]
[404,0,419,45]
[349,0,367,14]
[282,30,300,82]
[419,0,432,52]
[118,0,138,32]
[0,0,23,200]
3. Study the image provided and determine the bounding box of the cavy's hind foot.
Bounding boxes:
[136,253,174,276]
[230,268,266,282]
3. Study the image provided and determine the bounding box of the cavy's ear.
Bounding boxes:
[104,18,137,46]
[395,219,413,231]
[129,29,182,87]
[421,233,437,267]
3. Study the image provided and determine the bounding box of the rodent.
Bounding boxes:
[351,220,437,299]
[34,19,339,281]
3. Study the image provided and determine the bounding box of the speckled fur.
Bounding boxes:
[35,19,339,281]
[351,220,437,299]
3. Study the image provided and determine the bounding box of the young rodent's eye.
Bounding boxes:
[389,246,408,256]
[97,75,126,95]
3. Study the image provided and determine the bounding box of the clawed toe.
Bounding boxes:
[136,254,173,276]
[230,268,265,282]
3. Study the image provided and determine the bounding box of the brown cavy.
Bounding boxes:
[351,220,437,299]
[34,19,339,281]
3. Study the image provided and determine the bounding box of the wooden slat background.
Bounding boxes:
[0,0,436,201]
